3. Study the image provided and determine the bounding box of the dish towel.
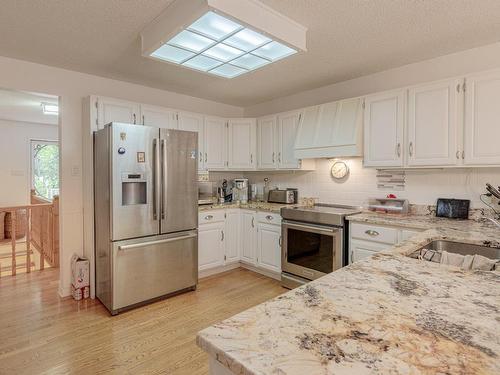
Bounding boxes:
[440,250,498,271]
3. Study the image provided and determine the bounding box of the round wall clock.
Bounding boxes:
[331,161,349,179]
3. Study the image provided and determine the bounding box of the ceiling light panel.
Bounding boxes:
[143,0,306,79]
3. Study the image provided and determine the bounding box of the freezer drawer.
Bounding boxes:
[111,231,197,313]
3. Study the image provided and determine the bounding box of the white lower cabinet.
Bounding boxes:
[198,209,282,278]
[224,210,240,264]
[349,222,422,264]
[257,223,281,273]
[240,210,257,265]
[198,221,225,271]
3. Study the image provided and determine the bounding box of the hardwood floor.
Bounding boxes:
[0,267,285,375]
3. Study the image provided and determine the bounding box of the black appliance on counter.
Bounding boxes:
[435,198,470,219]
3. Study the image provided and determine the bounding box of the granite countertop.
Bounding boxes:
[346,210,500,232]
[198,201,302,214]
[197,222,500,374]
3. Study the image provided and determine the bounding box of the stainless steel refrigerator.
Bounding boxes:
[94,122,198,315]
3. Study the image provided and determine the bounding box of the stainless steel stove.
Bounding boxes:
[280,204,361,289]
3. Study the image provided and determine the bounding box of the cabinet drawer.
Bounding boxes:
[350,223,398,244]
[198,210,225,224]
[257,212,282,225]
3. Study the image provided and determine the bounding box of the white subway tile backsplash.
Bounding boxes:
[243,159,500,209]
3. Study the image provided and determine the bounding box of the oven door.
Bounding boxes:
[282,220,343,281]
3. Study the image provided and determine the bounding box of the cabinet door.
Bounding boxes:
[178,111,205,170]
[363,90,405,167]
[350,239,390,264]
[408,80,460,166]
[257,116,277,169]
[141,104,178,129]
[96,97,140,128]
[227,118,256,169]
[464,71,500,165]
[225,210,240,264]
[257,223,281,273]
[198,222,224,270]
[240,211,257,265]
[204,116,227,170]
[278,110,301,169]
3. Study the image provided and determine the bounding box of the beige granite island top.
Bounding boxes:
[197,223,500,375]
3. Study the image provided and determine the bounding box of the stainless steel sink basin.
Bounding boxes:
[417,240,500,260]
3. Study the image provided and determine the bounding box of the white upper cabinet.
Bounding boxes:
[96,97,140,128]
[227,118,256,170]
[178,111,205,170]
[204,116,227,170]
[464,71,500,165]
[407,79,461,166]
[363,90,405,167]
[294,98,363,159]
[278,110,302,169]
[257,116,278,169]
[140,104,178,129]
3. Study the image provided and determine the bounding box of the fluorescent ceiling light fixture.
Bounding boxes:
[141,0,307,79]
[41,102,58,115]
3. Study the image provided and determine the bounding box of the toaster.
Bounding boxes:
[267,189,296,204]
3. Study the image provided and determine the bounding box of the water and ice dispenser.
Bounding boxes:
[121,173,147,206]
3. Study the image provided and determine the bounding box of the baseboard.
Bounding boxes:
[199,262,240,279]
[240,262,280,280]
[58,283,71,298]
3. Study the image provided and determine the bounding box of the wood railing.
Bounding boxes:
[0,192,59,277]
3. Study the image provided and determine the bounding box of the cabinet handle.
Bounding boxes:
[251,217,255,228]
[456,151,460,159]
[133,113,136,124]
[278,152,281,163]
[142,115,145,125]
[205,153,207,163]
[409,142,413,157]
[199,152,202,163]
[221,230,224,241]
[266,215,273,221]
[250,154,253,164]
[279,236,282,247]
[204,215,213,220]
[272,152,275,163]
[462,151,465,159]
[365,230,379,236]
[396,143,401,157]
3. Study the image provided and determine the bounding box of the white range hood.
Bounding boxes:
[294,97,363,159]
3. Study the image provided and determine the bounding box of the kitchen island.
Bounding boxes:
[197,223,500,374]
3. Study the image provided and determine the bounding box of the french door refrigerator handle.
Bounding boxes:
[118,233,198,251]
[152,138,158,220]
[161,138,167,220]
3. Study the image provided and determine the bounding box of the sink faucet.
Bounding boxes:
[485,217,500,229]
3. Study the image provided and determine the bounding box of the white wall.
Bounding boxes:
[0,119,58,206]
[244,42,500,116]
[0,55,244,297]
[245,159,500,209]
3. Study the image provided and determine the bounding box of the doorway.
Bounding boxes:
[0,88,60,277]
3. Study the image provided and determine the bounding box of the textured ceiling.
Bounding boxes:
[1,0,500,106]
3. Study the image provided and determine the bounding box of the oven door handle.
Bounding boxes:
[282,220,340,235]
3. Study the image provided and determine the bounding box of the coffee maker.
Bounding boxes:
[232,178,249,203]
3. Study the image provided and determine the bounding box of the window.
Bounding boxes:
[31,140,59,200]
